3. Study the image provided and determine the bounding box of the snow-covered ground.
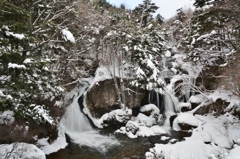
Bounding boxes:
[146,113,240,159]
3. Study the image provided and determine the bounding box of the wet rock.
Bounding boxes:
[132,106,141,117]
[169,115,177,128]
[194,98,230,115]
[194,104,210,115]
[178,123,198,131]
[173,79,183,99]
[179,102,192,112]
[212,99,230,115]
[188,95,202,110]
[233,106,240,119]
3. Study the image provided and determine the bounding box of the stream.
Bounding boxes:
[46,84,191,159]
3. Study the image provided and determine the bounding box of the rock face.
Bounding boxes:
[86,79,147,118]
[196,66,223,90]
[194,98,230,115]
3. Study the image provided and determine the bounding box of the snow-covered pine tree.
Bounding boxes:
[132,0,159,27]
[0,0,78,126]
[128,24,166,94]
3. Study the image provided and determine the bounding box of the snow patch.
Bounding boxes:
[8,63,26,69]
[62,28,75,43]
[0,110,15,125]
[5,31,25,40]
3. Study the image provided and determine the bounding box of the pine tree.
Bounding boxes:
[132,0,159,27]
[0,0,78,125]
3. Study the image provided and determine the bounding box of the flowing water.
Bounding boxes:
[59,83,120,154]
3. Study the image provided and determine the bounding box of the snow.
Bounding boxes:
[161,136,170,141]
[172,112,198,131]
[62,28,75,43]
[23,58,32,64]
[8,63,26,69]
[164,50,172,57]
[140,104,159,116]
[147,113,240,159]
[188,95,202,103]
[5,31,25,40]
[37,127,67,155]
[30,104,55,125]
[227,146,240,159]
[178,102,191,110]
[0,110,15,125]
[0,143,45,159]
[146,140,210,159]
[136,67,146,78]
[115,105,169,138]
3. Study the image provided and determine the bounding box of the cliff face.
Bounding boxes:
[85,79,147,118]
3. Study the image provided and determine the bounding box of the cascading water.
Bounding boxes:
[60,82,120,153]
[61,94,93,134]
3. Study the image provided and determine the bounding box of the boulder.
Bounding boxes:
[178,102,192,112]
[85,79,146,118]
[212,98,230,115]
[188,95,202,110]
[172,113,198,132]
[125,121,139,135]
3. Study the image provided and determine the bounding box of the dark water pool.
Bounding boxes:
[46,130,191,159]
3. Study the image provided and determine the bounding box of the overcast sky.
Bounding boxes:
[108,0,195,19]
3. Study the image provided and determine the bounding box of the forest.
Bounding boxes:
[0,0,240,158]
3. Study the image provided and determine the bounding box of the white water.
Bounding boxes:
[60,83,120,153]
[163,92,176,128]
[61,96,93,133]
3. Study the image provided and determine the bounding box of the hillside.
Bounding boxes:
[0,0,240,158]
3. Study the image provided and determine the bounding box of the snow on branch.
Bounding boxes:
[62,28,75,43]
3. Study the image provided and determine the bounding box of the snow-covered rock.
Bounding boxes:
[125,120,139,135]
[0,143,45,159]
[172,112,198,131]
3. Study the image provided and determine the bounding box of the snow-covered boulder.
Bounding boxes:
[188,95,202,109]
[0,143,45,159]
[125,121,139,135]
[100,109,132,128]
[172,113,198,131]
[178,102,192,112]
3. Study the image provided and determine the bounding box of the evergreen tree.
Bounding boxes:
[132,0,159,27]
[0,0,77,125]
[156,13,164,25]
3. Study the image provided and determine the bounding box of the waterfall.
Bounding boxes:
[61,94,93,135]
[164,93,175,113]
[60,82,120,153]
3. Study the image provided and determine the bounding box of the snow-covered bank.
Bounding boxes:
[145,113,240,159]
[0,143,45,159]
[37,127,68,155]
